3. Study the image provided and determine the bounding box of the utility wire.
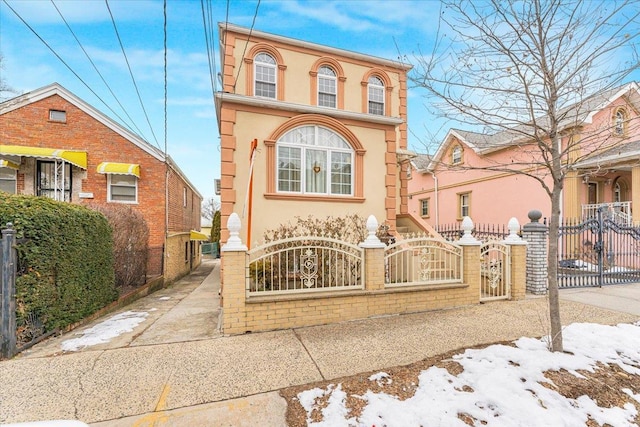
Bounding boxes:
[50,0,148,141]
[163,0,168,157]
[2,0,141,137]
[232,0,261,93]
[105,0,160,148]
[201,0,217,101]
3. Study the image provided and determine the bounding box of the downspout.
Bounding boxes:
[429,171,439,228]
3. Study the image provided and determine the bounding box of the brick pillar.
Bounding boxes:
[522,210,548,295]
[503,217,527,300]
[221,213,248,335]
[458,216,481,303]
[360,215,387,291]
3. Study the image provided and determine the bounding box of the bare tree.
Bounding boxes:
[201,197,220,223]
[0,54,18,101]
[411,0,640,352]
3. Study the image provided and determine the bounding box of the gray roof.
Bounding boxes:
[575,140,640,168]
[411,154,432,171]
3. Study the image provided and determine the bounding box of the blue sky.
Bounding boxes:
[1,0,638,203]
[0,0,442,203]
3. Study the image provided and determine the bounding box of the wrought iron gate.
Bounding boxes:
[558,207,640,288]
[480,242,510,301]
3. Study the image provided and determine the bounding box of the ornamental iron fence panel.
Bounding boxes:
[436,223,513,243]
[247,236,364,296]
[480,242,511,301]
[558,207,640,288]
[384,235,463,287]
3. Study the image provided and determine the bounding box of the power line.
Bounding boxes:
[201,0,217,101]
[105,0,160,148]
[49,0,148,141]
[163,0,168,157]
[2,0,143,138]
[232,0,261,93]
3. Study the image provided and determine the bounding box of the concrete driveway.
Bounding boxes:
[559,282,640,316]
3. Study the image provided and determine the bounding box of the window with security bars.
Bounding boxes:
[255,52,276,98]
[318,66,337,108]
[109,174,137,203]
[277,125,353,196]
[368,76,384,115]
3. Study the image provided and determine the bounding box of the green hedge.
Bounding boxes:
[0,193,117,332]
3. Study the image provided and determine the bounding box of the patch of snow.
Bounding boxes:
[298,322,640,427]
[1,421,89,427]
[149,308,158,312]
[158,296,171,301]
[369,372,392,386]
[61,311,149,352]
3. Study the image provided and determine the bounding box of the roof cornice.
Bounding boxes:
[219,22,413,72]
[216,92,405,126]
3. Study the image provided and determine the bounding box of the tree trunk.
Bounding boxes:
[547,183,564,352]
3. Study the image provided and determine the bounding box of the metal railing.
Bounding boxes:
[435,223,512,243]
[582,202,632,226]
[247,236,364,296]
[384,235,462,287]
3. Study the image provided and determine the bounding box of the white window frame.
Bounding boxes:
[0,168,17,194]
[254,52,277,99]
[183,187,187,207]
[459,192,470,219]
[615,110,625,135]
[452,145,463,164]
[367,76,385,115]
[107,174,138,204]
[420,198,430,217]
[318,66,337,108]
[49,109,67,123]
[276,126,354,197]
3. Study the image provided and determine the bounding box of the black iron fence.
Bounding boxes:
[436,222,513,242]
[558,208,640,288]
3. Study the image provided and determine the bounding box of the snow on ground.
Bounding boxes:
[60,311,149,351]
[298,322,640,427]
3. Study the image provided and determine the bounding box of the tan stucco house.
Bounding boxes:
[215,23,434,248]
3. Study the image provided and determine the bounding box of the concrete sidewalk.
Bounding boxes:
[1,260,638,426]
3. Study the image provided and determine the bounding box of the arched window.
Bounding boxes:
[277,126,353,195]
[614,109,626,136]
[254,52,276,99]
[318,66,337,108]
[367,76,385,115]
[451,145,463,164]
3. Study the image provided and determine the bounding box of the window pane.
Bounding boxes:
[318,93,336,108]
[368,82,384,115]
[110,175,136,186]
[255,81,276,98]
[277,146,301,192]
[317,127,350,148]
[0,179,16,194]
[305,149,327,193]
[330,152,351,195]
[111,186,136,202]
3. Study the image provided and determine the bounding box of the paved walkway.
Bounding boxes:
[0,259,638,426]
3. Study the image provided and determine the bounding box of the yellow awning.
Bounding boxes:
[97,162,140,178]
[0,159,20,170]
[190,230,209,241]
[0,145,87,169]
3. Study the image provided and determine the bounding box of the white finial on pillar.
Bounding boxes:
[359,215,386,248]
[222,212,247,252]
[504,217,526,244]
[458,216,479,244]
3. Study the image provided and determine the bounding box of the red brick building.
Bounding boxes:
[0,83,204,283]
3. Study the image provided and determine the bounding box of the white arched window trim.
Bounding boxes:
[276,125,354,196]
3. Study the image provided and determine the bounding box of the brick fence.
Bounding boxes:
[220,214,527,335]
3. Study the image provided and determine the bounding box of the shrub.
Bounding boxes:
[89,203,149,288]
[0,193,117,334]
[211,210,221,243]
[263,214,370,245]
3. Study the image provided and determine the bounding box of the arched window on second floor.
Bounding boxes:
[614,109,627,136]
[367,76,385,115]
[318,66,337,108]
[254,52,277,99]
[451,145,463,164]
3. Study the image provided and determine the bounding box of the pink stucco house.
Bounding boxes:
[408,82,640,228]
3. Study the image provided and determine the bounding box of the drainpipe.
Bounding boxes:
[429,171,439,228]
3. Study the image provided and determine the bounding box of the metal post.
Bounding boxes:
[596,207,605,288]
[1,223,17,359]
